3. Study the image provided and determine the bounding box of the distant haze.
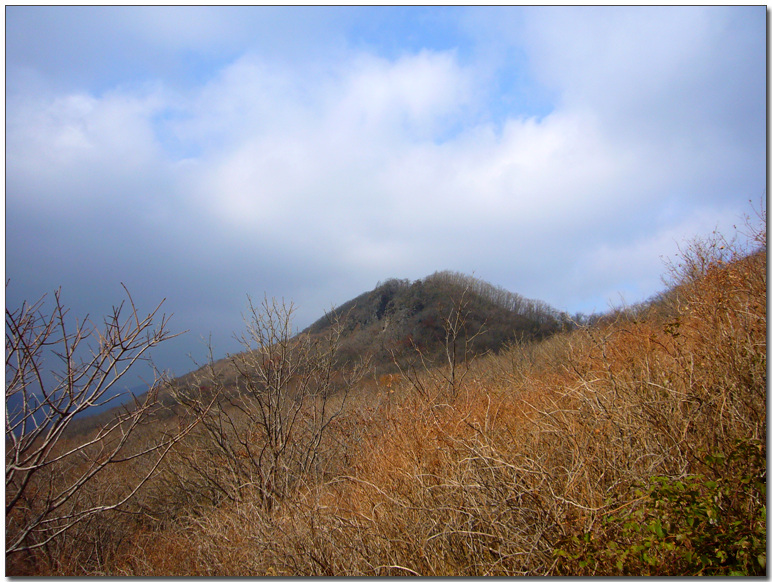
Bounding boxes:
[5,6,766,385]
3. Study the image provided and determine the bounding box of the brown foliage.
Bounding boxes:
[17,208,766,575]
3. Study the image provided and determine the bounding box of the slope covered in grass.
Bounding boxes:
[10,216,765,576]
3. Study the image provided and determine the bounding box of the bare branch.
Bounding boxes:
[5,285,195,558]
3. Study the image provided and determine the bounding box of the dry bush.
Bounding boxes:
[4,286,209,575]
[148,297,369,528]
[86,210,765,576]
[299,213,765,576]
[548,212,766,574]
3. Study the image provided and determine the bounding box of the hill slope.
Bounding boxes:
[11,213,766,575]
[304,270,567,372]
[64,271,569,437]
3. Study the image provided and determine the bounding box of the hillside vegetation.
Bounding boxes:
[305,270,566,370]
[6,213,766,576]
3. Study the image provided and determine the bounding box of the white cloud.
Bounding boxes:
[521,6,766,158]
[6,7,765,375]
[13,30,755,295]
[569,205,742,311]
[7,86,168,211]
[332,50,475,138]
[169,50,478,238]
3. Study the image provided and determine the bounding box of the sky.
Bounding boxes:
[5,6,767,384]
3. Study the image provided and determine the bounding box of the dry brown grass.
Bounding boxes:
[16,214,765,575]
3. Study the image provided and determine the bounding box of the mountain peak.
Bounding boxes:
[304,270,566,370]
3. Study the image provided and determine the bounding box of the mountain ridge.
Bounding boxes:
[303,270,568,372]
[70,269,569,434]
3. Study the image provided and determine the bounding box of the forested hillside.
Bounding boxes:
[6,214,766,576]
[304,270,567,371]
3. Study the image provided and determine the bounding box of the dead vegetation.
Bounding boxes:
[7,208,766,575]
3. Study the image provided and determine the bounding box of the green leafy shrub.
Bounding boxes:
[554,438,766,576]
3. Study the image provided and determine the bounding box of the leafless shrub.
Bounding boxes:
[5,285,203,571]
[393,279,486,403]
[171,295,368,512]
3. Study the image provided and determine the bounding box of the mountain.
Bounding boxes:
[303,270,567,373]
[90,271,568,417]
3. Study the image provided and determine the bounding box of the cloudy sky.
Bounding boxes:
[6,6,766,380]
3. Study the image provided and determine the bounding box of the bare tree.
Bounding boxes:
[393,279,486,402]
[5,285,201,560]
[439,283,487,399]
[172,295,367,511]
